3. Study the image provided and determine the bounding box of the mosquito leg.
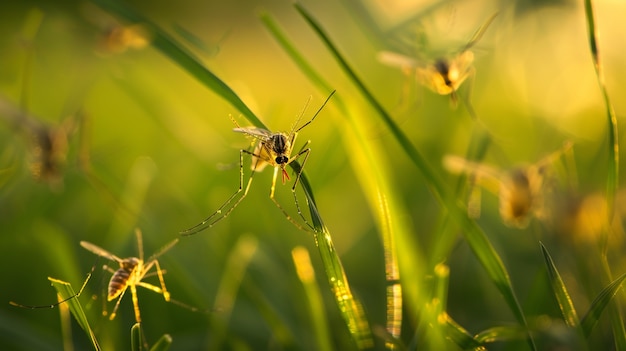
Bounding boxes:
[130,284,142,323]
[180,149,256,236]
[154,260,170,301]
[108,287,128,321]
[9,268,94,309]
[269,163,312,232]
[290,148,315,231]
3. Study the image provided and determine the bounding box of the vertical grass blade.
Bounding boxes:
[291,160,374,349]
[91,0,267,130]
[583,0,619,221]
[580,272,626,337]
[48,278,100,351]
[131,323,143,351]
[261,12,421,348]
[209,234,259,350]
[292,246,333,351]
[293,3,534,349]
[540,243,580,328]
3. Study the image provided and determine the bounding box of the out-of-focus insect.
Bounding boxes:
[79,229,183,322]
[180,91,336,236]
[10,230,187,324]
[443,141,573,228]
[378,13,498,113]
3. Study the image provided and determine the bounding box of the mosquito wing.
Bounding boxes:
[80,241,123,263]
[233,127,273,141]
[377,51,420,69]
[443,155,502,194]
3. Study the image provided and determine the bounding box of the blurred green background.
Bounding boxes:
[1,0,626,350]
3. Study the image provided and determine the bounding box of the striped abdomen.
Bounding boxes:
[108,257,139,301]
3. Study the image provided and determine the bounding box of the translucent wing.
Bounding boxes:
[377,51,420,69]
[233,127,273,140]
[80,241,123,263]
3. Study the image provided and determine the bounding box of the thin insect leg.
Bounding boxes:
[9,269,94,309]
[458,67,477,120]
[135,281,201,313]
[108,286,129,320]
[290,148,315,230]
[269,164,312,232]
[130,284,141,323]
[180,149,259,236]
[135,228,144,262]
[293,90,335,133]
[154,260,170,301]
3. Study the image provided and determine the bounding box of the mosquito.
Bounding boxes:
[180,91,336,236]
[378,13,498,113]
[443,141,573,228]
[11,229,191,324]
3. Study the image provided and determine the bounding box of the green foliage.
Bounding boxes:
[2,0,626,350]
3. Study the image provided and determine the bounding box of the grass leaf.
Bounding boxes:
[293,3,534,349]
[48,277,100,351]
[131,323,142,351]
[150,334,173,351]
[583,0,619,222]
[581,272,626,337]
[91,0,267,130]
[540,242,580,328]
[443,314,484,350]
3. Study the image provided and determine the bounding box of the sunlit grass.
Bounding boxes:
[2,0,626,350]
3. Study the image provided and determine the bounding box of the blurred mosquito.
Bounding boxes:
[443,141,573,228]
[11,229,197,323]
[378,12,498,115]
[180,91,335,236]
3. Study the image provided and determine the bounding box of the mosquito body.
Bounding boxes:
[443,142,573,228]
[378,13,497,109]
[79,230,177,322]
[180,90,335,236]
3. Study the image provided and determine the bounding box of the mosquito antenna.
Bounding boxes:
[290,95,312,136]
[294,90,336,134]
[135,228,144,262]
[461,12,499,52]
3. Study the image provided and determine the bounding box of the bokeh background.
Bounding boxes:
[1,0,626,350]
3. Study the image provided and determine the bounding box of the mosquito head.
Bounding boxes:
[434,59,452,87]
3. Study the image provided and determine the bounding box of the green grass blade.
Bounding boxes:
[540,243,580,328]
[48,277,100,351]
[91,0,266,130]
[293,3,534,350]
[261,11,421,347]
[443,314,484,350]
[583,0,619,222]
[290,160,374,349]
[581,272,626,337]
[131,323,143,351]
[149,334,173,351]
[292,246,333,351]
[474,325,528,344]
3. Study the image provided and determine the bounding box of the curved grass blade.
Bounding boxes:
[580,272,626,337]
[292,3,534,349]
[150,334,173,351]
[131,323,143,351]
[48,277,100,351]
[260,12,417,348]
[540,243,580,328]
[91,0,267,130]
[443,314,484,350]
[583,0,619,223]
[291,160,374,349]
[474,325,527,344]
